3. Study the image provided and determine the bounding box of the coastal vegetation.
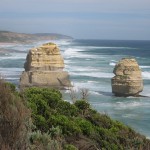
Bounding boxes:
[0,79,150,150]
[0,31,73,43]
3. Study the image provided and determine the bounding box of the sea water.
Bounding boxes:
[0,39,150,138]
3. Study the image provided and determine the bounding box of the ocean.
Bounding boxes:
[0,39,150,138]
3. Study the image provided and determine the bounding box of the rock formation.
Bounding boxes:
[111,58,143,96]
[20,43,71,89]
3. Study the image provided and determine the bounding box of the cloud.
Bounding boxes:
[1,0,150,14]
[0,0,150,39]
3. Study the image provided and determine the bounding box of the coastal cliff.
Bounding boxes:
[20,43,71,89]
[111,58,143,96]
[0,31,73,43]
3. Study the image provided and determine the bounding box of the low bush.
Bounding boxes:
[21,86,150,149]
[56,100,79,117]
[63,144,78,150]
[0,79,30,150]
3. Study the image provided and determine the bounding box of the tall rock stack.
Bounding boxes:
[111,58,143,96]
[20,43,71,89]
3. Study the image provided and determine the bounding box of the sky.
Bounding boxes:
[0,0,150,40]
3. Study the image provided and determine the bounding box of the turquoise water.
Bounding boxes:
[0,39,150,138]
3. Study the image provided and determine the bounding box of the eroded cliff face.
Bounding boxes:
[111,58,143,96]
[20,43,71,89]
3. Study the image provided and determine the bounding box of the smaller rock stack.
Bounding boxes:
[111,58,143,96]
[20,43,71,89]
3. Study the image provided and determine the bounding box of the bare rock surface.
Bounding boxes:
[111,58,143,96]
[20,43,71,89]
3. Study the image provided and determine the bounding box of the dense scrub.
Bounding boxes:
[0,79,30,150]
[0,80,150,150]
[23,87,150,150]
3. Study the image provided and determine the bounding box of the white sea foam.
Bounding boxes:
[54,40,72,46]
[142,71,150,79]
[76,46,135,50]
[71,72,113,78]
[92,102,112,107]
[87,81,99,83]
[68,66,100,72]
[0,53,26,60]
[71,81,100,91]
[0,43,18,48]
[111,60,117,62]
[122,114,137,118]
[90,91,102,95]
[140,66,150,69]
[63,48,81,57]
[109,62,116,66]
[63,48,110,60]
[0,68,23,77]
[0,67,23,71]
[115,101,141,110]
[63,48,102,59]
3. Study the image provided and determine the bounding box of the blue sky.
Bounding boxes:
[0,0,150,40]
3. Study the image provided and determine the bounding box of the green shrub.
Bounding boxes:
[21,86,150,150]
[5,82,16,92]
[24,87,63,132]
[74,100,90,110]
[74,100,90,115]
[64,144,78,150]
[57,100,79,117]
[30,130,62,150]
[75,118,93,136]
[24,87,62,109]
[34,115,49,132]
[49,126,62,138]
[48,115,81,135]
[87,112,114,129]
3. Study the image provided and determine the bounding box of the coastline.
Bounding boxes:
[0,39,150,139]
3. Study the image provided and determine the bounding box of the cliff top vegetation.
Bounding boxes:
[0,79,150,150]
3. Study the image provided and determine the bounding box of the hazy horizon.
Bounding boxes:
[0,0,150,40]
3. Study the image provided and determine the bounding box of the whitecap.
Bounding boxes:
[115,101,141,110]
[75,46,136,50]
[0,43,18,48]
[63,48,80,57]
[122,114,137,118]
[54,40,72,46]
[0,53,26,60]
[0,68,23,77]
[70,72,114,78]
[111,60,118,62]
[142,72,150,79]
[87,81,99,83]
[90,91,102,95]
[63,48,101,59]
[68,66,99,72]
[92,102,112,107]
[109,62,116,66]
[140,66,150,69]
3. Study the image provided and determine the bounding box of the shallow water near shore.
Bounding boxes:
[0,39,150,138]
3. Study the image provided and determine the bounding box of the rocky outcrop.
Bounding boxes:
[111,58,143,96]
[20,43,71,89]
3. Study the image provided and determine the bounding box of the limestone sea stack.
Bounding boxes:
[111,58,143,96]
[20,43,71,89]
